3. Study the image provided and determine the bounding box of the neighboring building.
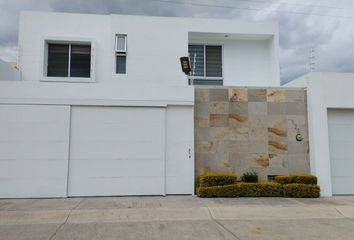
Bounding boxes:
[285,72,354,196]
[0,11,280,198]
[0,59,20,81]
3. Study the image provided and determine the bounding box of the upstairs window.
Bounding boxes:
[188,44,223,85]
[47,43,91,78]
[115,34,127,74]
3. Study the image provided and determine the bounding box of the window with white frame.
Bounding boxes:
[46,43,91,78]
[115,34,127,74]
[188,44,223,85]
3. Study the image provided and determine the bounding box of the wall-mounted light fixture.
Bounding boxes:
[180,57,191,75]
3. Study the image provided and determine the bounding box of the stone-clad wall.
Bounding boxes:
[195,87,310,181]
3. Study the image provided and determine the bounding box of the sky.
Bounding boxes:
[0,0,354,84]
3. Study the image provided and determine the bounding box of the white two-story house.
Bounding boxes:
[0,11,280,198]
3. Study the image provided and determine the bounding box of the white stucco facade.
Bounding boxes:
[286,72,354,196]
[17,11,280,86]
[0,11,280,198]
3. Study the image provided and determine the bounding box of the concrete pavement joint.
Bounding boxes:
[334,207,346,218]
[285,198,306,205]
[48,198,84,240]
[333,206,354,223]
[206,206,242,240]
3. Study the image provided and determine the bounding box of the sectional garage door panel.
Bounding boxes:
[0,105,70,198]
[328,109,354,195]
[68,106,165,196]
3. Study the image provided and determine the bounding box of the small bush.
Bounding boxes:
[241,172,258,183]
[197,182,283,198]
[275,174,317,185]
[283,184,320,198]
[198,173,237,187]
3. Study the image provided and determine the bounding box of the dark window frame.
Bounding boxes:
[188,44,223,86]
[46,42,92,79]
[115,34,127,74]
[188,44,223,78]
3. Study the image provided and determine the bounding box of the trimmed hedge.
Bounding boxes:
[275,174,317,185]
[196,173,320,198]
[197,182,283,198]
[284,184,320,198]
[199,173,237,187]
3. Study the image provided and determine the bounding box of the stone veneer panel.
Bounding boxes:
[195,87,310,182]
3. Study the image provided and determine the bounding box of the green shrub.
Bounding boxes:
[198,173,237,187]
[241,172,258,183]
[283,184,320,198]
[197,184,239,198]
[275,174,317,185]
[197,182,283,198]
[236,182,283,197]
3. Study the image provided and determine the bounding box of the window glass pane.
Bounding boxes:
[116,55,126,74]
[47,44,69,77]
[190,78,223,86]
[188,45,204,77]
[70,45,91,78]
[116,36,126,51]
[206,46,222,77]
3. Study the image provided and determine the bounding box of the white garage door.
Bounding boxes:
[0,105,70,198]
[68,106,166,196]
[166,106,194,194]
[328,109,354,195]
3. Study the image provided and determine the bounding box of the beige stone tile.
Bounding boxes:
[195,127,210,142]
[195,115,209,128]
[248,141,268,154]
[267,102,287,115]
[285,154,310,174]
[248,102,267,115]
[288,141,309,155]
[209,127,229,141]
[267,115,288,142]
[229,127,249,141]
[268,130,288,142]
[209,89,228,101]
[209,102,229,114]
[229,102,248,114]
[268,154,287,168]
[195,142,213,154]
[195,88,209,103]
[206,153,231,173]
[285,89,305,102]
[249,153,269,168]
[194,103,209,117]
[229,88,248,102]
[268,140,288,154]
[209,140,229,154]
[210,114,229,127]
[248,89,267,102]
[268,115,287,129]
[249,115,268,141]
[229,153,249,168]
[286,102,306,115]
[229,114,248,128]
[267,89,285,102]
[228,141,249,153]
[195,152,209,175]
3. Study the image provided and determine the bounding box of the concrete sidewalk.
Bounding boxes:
[1,196,354,239]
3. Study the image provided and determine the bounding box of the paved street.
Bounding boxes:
[1,196,354,239]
